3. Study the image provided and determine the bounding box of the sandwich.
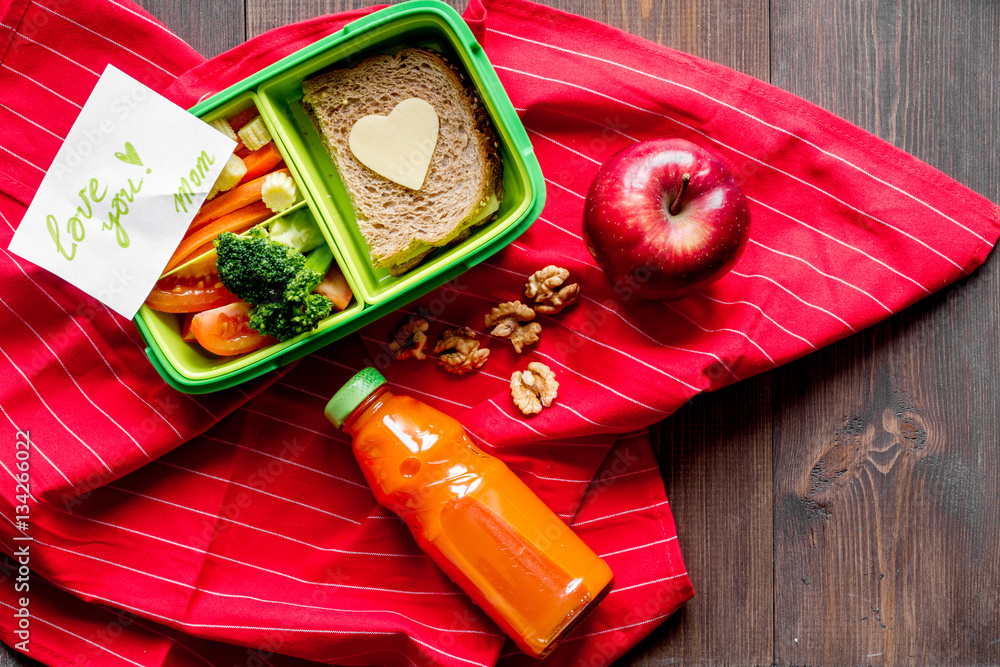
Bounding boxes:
[301,48,503,276]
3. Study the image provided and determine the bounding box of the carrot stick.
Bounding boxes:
[166,201,273,272]
[238,142,283,185]
[188,168,290,233]
[228,108,259,132]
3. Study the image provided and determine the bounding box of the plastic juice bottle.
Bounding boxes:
[325,368,614,658]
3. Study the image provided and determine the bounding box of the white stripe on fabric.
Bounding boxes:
[40,532,487,636]
[446,285,702,393]
[610,572,690,594]
[0,100,64,139]
[0,505,456,596]
[238,406,347,442]
[573,499,669,526]
[280,369,475,411]
[537,214,585,241]
[489,27,990,245]
[199,433,370,490]
[104,0,189,42]
[11,31,100,76]
[14,429,76,489]
[545,177,586,199]
[502,64,967,273]
[58,585,488,667]
[748,238,893,313]
[482,260,739,379]
[3,247,184,437]
[318,647,419,667]
[0,295,148,455]
[664,304,776,366]
[728,269,856,333]
[0,63,82,108]
[393,307,670,414]
[0,343,114,473]
[125,616,218,667]
[524,125,869,345]
[0,599,147,666]
[152,460,361,525]
[489,398,548,438]
[108,484,421,558]
[551,401,619,430]
[38,4,179,77]
[95,302,221,421]
[528,127,600,165]
[599,536,677,558]
[698,293,818,349]
[748,197,932,293]
[0,142,45,171]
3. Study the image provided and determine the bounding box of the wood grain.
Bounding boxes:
[3,2,999,667]
[770,1,1000,665]
[132,0,246,58]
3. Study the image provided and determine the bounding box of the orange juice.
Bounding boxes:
[325,368,614,658]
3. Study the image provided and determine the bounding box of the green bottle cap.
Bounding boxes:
[325,367,387,428]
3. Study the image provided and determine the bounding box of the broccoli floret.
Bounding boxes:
[249,294,332,341]
[214,228,337,342]
[216,227,305,303]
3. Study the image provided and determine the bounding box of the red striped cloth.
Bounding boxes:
[0,0,997,666]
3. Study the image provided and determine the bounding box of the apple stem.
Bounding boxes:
[669,173,691,216]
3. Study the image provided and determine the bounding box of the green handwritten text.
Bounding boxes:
[46,178,107,261]
[174,151,216,213]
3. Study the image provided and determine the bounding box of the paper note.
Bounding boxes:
[8,65,235,319]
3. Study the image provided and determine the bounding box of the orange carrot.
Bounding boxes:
[238,142,283,185]
[166,201,273,272]
[228,108,259,132]
[188,168,290,233]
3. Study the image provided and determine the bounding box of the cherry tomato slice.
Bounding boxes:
[180,313,197,343]
[144,252,238,313]
[190,301,275,356]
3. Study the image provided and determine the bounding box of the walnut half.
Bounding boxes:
[434,327,490,375]
[525,266,580,314]
[389,317,429,360]
[510,362,559,416]
[485,301,542,353]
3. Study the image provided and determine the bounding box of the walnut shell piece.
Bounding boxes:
[389,317,429,360]
[433,327,490,375]
[524,265,580,314]
[510,362,559,416]
[485,301,542,353]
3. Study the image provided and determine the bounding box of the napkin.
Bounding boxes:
[1,1,997,667]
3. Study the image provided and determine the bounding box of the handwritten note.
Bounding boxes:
[8,65,235,318]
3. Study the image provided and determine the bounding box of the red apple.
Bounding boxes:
[582,138,751,302]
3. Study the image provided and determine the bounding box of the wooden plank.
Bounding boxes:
[770,1,1000,665]
[584,1,772,665]
[132,0,245,58]
[635,374,773,666]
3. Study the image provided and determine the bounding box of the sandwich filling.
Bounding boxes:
[301,48,503,275]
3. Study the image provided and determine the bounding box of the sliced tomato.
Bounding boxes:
[180,313,197,343]
[190,301,275,356]
[314,264,353,312]
[145,252,238,313]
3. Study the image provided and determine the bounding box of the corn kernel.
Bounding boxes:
[261,171,298,213]
[238,117,272,152]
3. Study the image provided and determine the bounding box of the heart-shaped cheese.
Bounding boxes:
[348,98,440,190]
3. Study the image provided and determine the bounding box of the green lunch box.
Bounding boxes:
[133,0,546,394]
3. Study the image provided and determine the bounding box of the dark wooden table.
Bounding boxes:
[4,1,999,666]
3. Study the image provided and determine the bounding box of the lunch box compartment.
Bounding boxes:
[254,18,535,305]
[134,0,544,393]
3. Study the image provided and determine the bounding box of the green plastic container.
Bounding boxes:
[133,0,545,393]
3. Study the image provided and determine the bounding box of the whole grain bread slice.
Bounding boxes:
[301,48,503,273]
